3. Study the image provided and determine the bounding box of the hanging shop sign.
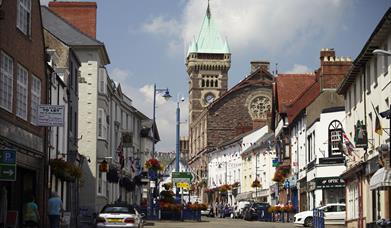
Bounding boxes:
[122,132,133,148]
[315,177,345,189]
[354,120,368,148]
[272,158,280,167]
[99,160,108,172]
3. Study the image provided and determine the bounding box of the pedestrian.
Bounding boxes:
[48,192,63,228]
[23,194,40,228]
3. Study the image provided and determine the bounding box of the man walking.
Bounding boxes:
[48,192,63,228]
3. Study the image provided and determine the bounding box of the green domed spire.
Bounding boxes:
[187,2,230,55]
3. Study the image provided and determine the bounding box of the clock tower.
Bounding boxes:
[185,3,231,125]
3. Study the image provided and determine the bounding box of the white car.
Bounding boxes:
[294,203,345,227]
[233,201,251,218]
[95,203,144,228]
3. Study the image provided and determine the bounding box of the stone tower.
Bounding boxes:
[185,3,231,125]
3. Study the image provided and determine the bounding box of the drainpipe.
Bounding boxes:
[362,65,368,228]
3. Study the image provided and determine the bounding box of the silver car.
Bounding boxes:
[95,204,144,228]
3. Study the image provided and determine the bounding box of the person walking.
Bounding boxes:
[23,194,40,228]
[48,192,63,228]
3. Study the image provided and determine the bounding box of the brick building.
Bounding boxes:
[0,0,48,226]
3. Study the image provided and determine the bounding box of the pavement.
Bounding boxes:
[147,217,297,228]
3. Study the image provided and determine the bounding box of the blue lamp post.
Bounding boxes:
[150,84,171,219]
[175,96,185,201]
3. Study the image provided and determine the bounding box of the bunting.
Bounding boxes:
[342,131,354,155]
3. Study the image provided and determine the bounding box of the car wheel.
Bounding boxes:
[304,217,313,227]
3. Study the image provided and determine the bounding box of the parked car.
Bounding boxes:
[95,203,145,228]
[243,202,270,221]
[233,201,251,218]
[293,203,346,227]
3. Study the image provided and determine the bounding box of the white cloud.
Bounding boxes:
[144,0,350,56]
[142,16,180,37]
[181,0,350,54]
[284,64,312,74]
[110,68,189,152]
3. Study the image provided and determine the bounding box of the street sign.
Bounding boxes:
[176,182,190,189]
[172,172,192,184]
[0,149,16,181]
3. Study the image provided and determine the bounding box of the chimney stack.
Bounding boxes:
[320,48,336,65]
[48,1,97,38]
[250,61,270,73]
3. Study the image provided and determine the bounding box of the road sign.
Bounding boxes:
[172,172,192,184]
[176,182,190,189]
[0,149,16,181]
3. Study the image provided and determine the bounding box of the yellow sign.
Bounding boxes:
[176,182,190,189]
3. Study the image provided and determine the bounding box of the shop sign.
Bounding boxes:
[37,105,65,126]
[354,120,368,148]
[0,149,16,181]
[365,155,380,176]
[315,177,345,189]
[272,158,280,167]
[307,181,316,192]
[122,132,133,148]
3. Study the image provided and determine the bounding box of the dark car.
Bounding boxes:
[243,202,270,221]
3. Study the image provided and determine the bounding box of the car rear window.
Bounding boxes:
[101,206,135,214]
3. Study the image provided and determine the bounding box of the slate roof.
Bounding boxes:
[41,6,102,46]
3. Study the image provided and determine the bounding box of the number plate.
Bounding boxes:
[107,218,122,223]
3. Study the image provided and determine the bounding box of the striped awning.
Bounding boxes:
[370,168,391,191]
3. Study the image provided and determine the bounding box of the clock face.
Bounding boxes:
[205,94,215,104]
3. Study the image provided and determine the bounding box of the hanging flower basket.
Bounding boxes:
[204,188,213,193]
[251,179,261,188]
[144,158,163,171]
[219,184,231,193]
[50,159,82,182]
[232,182,240,188]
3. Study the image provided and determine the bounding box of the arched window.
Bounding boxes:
[215,80,218,87]
[206,80,209,87]
[328,120,343,157]
[201,79,205,87]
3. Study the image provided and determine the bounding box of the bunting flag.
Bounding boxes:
[370,102,383,135]
[342,131,354,155]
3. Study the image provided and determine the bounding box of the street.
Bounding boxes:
[149,217,296,228]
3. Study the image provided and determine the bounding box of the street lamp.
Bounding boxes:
[373,49,391,168]
[152,84,171,157]
[175,95,185,201]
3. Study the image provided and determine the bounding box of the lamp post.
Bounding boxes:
[373,49,391,168]
[150,84,170,219]
[175,96,185,201]
[152,84,171,157]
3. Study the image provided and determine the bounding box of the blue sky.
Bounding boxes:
[42,0,390,152]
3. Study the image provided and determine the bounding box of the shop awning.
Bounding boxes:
[370,167,391,191]
[235,192,253,201]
